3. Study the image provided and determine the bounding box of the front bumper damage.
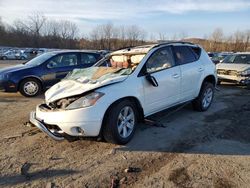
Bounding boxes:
[217,74,250,85]
[29,111,64,141]
[29,103,104,140]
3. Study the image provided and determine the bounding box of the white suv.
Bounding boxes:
[29,42,217,144]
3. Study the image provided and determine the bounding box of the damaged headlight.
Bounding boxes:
[240,69,250,76]
[66,92,104,110]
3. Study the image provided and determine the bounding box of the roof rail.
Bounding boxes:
[153,41,196,48]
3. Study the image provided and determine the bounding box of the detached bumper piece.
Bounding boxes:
[29,111,64,141]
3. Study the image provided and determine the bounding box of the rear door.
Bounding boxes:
[173,46,204,101]
[140,46,181,115]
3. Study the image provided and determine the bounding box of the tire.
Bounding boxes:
[192,82,214,112]
[2,56,7,60]
[19,78,42,97]
[102,100,138,145]
[20,56,25,60]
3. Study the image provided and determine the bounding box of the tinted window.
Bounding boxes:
[223,54,250,64]
[222,55,234,63]
[174,46,197,65]
[80,53,98,65]
[47,54,78,68]
[190,47,201,59]
[146,47,175,73]
[234,55,250,64]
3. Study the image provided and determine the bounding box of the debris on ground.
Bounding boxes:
[124,167,141,173]
[23,122,35,127]
[119,177,127,184]
[4,134,22,140]
[46,182,54,188]
[20,162,32,180]
[109,148,116,155]
[110,176,119,188]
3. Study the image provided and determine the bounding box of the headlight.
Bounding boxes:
[240,69,250,76]
[66,92,104,110]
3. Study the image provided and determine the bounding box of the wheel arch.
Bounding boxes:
[18,76,44,91]
[202,75,216,86]
[99,96,144,136]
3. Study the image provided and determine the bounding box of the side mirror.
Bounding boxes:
[146,74,158,87]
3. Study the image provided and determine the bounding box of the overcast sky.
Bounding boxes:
[0,0,250,39]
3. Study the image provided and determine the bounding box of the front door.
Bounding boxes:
[42,53,79,87]
[141,46,181,116]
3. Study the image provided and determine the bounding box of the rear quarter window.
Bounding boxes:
[190,47,201,59]
[173,46,197,65]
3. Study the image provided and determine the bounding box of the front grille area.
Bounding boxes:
[44,123,62,131]
[217,69,238,76]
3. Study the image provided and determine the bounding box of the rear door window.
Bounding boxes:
[174,46,197,65]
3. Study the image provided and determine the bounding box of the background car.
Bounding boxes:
[0,50,103,97]
[208,52,233,64]
[216,52,250,89]
[0,50,28,60]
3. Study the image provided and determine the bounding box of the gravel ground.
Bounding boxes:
[0,60,250,187]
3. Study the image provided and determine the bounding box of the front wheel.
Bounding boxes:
[19,78,42,97]
[193,82,214,112]
[103,100,138,144]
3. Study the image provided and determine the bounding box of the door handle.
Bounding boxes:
[172,74,180,78]
[198,67,204,72]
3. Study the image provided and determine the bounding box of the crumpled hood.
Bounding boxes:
[216,63,250,71]
[45,75,128,103]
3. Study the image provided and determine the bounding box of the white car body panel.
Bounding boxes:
[141,66,181,115]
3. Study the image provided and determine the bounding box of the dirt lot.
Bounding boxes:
[0,61,250,187]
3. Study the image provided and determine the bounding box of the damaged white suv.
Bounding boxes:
[30,42,217,144]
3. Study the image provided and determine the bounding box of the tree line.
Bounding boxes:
[0,13,249,52]
[189,28,250,52]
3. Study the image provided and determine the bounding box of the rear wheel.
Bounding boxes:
[193,82,214,111]
[19,78,42,97]
[103,100,138,144]
[2,56,7,60]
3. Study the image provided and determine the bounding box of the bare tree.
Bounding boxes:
[60,20,78,40]
[210,28,224,51]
